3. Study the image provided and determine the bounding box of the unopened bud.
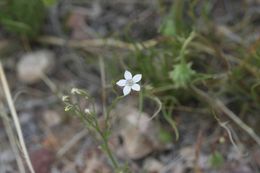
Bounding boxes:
[62,95,70,102]
[65,105,73,112]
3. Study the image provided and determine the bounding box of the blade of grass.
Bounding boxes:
[0,61,35,173]
[0,102,26,173]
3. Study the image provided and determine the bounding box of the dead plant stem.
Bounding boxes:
[0,102,26,173]
[0,62,35,173]
[191,85,260,146]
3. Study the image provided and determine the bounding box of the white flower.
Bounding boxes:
[116,70,142,96]
[84,108,91,114]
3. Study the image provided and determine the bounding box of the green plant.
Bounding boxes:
[63,88,122,171]
[209,151,224,169]
[0,0,45,38]
[62,70,143,172]
[160,0,188,37]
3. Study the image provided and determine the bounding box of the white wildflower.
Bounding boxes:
[84,108,91,114]
[116,70,142,96]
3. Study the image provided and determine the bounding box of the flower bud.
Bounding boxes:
[62,95,70,102]
[65,105,73,112]
[71,88,89,98]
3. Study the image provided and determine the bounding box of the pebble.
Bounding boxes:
[17,50,55,84]
[114,102,170,159]
[143,158,164,173]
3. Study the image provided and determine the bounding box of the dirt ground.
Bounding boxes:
[0,0,260,173]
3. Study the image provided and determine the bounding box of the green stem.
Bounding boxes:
[76,107,119,169]
[151,84,176,94]
[96,126,119,169]
[179,31,196,64]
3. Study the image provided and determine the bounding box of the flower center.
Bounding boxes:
[126,79,134,86]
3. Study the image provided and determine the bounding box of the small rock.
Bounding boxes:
[122,124,154,159]
[143,158,164,173]
[43,110,61,127]
[113,101,171,159]
[17,50,55,84]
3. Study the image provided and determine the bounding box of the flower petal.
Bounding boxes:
[124,70,132,80]
[131,84,140,91]
[132,74,142,83]
[123,86,131,96]
[116,79,126,87]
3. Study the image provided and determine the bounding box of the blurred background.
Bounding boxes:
[0,0,260,173]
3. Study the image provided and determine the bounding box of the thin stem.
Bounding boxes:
[179,31,196,64]
[151,84,176,94]
[75,106,119,169]
[99,56,108,121]
[96,127,119,169]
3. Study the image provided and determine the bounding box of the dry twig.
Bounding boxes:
[38,36,159,51]
[0,102,26,173]
[0,62,35,173]
[99,56,107,120]
[191,85,260,146]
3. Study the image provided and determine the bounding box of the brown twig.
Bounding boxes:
[191,85,260,146]
[37,36,159,51]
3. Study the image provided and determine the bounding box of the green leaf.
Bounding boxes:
[160,18,176,36]
[0,18,32,33]
[0,0,45,38]
[159,127,173,143]
[159,0,188,36]
[169,62,196,88]
[209,151,224,169]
